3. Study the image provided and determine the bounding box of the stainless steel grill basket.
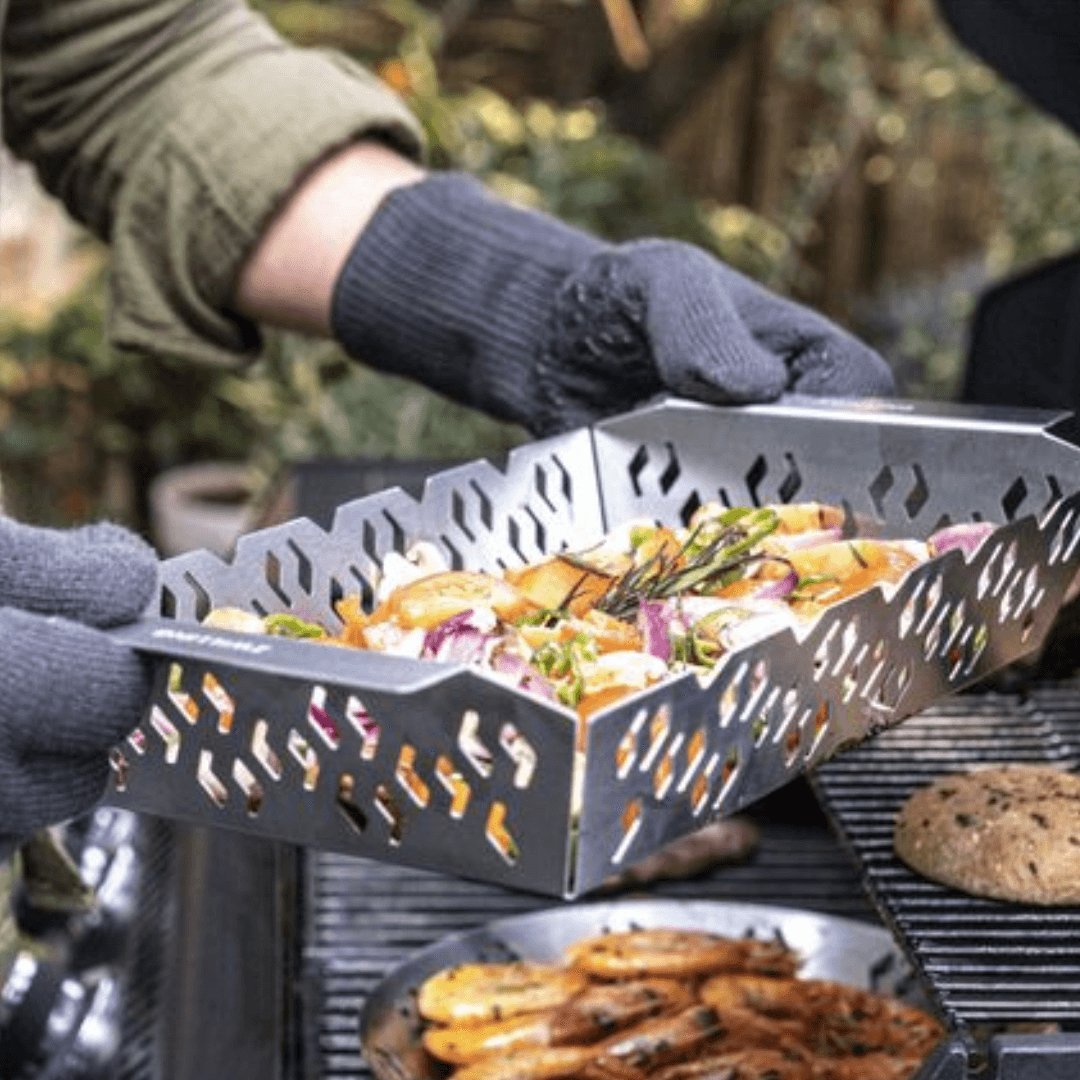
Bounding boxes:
[106,398,1080,897]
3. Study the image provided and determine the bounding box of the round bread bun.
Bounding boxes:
[893,764,1080,905]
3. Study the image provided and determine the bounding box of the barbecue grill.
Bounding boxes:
[11,691,1080,1080]
[5,403,1080,1079]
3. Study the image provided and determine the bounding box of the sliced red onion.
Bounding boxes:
[492,650,557,702]
[752,569,798,600]
[637,600,674,663]
[423,610,476,656]
[929,522,995,559]
[422,610,496,664]
[308,703,340,745]
[347,700,380,744]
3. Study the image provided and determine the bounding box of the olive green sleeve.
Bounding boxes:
[2,0,424,364]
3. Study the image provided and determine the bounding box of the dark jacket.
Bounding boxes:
[938,0,1080,412]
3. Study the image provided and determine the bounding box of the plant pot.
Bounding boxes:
[149,462,259,558]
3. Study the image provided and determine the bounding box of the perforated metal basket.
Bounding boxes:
[106,398,1080,897]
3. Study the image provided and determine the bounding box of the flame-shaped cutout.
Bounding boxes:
[347,696,380,761]
[287,729,320,791]
[678,728,707,792]
[499,724,537,790]
[653,746,677,800]
[232,759,264,816]
[375,783,405,846]
[435,756,471,819]
[307,686,341,750]
[485,801,519,865]
[713,747,741,809]
[395,745,431,808]
[109,749,129,791]
[459,710,494,778]
[150,706,181,765]
[690,772,710,816]
[615,708,648,779]
[612,798,642,865]
[639,705,671,772]
[166,663,199,725]
[202,672,234,734]
[197,750,227,808]
[336,773,368,834]
[252,719,282,780]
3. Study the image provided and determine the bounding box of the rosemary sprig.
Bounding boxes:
[595,508,782,621]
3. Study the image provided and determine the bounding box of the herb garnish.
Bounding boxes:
[595,508,781,621]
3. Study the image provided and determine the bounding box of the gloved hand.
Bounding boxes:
[331,174,894,435]
[0,519,157,843]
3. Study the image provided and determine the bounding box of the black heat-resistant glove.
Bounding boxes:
[0,520,157,842]
[331,174,894,435]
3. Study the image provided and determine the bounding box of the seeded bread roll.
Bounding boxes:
[894,765,1080,905]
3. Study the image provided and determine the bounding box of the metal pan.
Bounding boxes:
[359,898,930,1080]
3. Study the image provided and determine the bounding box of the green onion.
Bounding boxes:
[263,613,327,639]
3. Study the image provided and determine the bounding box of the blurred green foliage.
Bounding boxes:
[3,0,1080,527]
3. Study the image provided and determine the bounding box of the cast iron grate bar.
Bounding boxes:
[114,818,174,1080]
[301,809,872,1079]
[814,688,1080,1029]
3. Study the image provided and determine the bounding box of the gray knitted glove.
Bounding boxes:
[332,174,894,435]
[0,520,156,842]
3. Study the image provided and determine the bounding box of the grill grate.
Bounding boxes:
[113,819,174,1080]
[814,687,1080,1029]
[300,787,872,1080]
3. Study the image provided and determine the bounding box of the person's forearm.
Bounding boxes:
[234,143,425,335]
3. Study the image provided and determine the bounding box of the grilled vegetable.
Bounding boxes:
[389,571,533,630]
[507,557,617,617]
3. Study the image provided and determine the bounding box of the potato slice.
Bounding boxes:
[506,557,615,616]
[388,571,533,630]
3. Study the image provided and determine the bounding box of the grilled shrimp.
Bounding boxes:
[566,930,798,980]
[548,979,695,1045]
[417,962,588,1026]
[698,974,805,1014]
[589,1005,724,1073]
[700,975,941,1061]
[706,1006,811,1053]
[450,1046,597,1080]
[812,988,943,1060]
[651,1047,816,1080]
[424,1013,552,1065]
[423,980,694,1065]
[812,1055,925,1080]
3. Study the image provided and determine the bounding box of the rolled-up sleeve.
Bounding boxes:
[2,0,424,364]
